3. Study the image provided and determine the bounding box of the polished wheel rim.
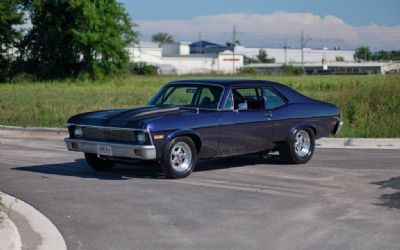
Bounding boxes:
[294,130,311,157]
[170,142,192,172]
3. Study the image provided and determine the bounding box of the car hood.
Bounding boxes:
[68,105,190,129]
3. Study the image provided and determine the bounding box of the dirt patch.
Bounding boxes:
[372,177,400,209]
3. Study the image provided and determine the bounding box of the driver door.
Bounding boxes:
[217,87,273,156]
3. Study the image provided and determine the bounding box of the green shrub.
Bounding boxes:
[131,63,158,75]
[239,67,259,75]
[281,65,304,75]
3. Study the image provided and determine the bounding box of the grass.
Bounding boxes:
[0,75,399,137]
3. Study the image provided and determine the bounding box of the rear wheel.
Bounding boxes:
[161,136,197,178]
[279,128,315,164]
[85,153,114,171]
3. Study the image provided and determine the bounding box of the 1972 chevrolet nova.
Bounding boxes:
[65,79,343,178]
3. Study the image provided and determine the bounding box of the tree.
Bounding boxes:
[0,0,24,81]
[151,32,174,45]
[354,47,373,61]
[21,0,138,79]
[257,49,275,63]
[226,40,240,51]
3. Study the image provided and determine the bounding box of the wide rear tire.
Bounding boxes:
[279,128,315,164]
[85,153,114,171]
[160,136,197,179]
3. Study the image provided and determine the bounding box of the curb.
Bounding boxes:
[0,125,66,133]
[0,211,21,250]
[0,192,67,250]
[316,138,400,149]
[1,125,399,149]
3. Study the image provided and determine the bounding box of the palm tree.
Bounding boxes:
[151,32,174,45]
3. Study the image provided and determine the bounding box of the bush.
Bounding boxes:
[239,67,259,75]
[281,65,304,75]
[336,56,345,62]
[131,63,158,75]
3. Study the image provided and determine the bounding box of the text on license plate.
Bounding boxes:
[97,144,113,156]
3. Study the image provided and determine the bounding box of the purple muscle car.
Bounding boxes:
[65,79,343,178]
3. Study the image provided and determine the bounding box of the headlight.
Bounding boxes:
[74,127,83,138]
[137,132,147,143]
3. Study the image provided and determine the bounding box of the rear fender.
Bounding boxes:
[288,123,317,141]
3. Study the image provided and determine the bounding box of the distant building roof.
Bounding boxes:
[190,41,226,49]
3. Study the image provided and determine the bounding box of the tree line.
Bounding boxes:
[2,1,400,82]
[354,47,400,62]
[0,0,138,82]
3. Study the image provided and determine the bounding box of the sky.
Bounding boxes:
[120,0,400,50]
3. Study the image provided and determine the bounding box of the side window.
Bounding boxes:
[197,88,214,108]
[163,87,197,105]
[232,88,264,110]
[223,91,234,110]
[263,88,286,109]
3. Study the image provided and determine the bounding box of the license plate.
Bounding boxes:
[97,144,113,156]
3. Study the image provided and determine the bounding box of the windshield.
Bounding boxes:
[149,84,224,109]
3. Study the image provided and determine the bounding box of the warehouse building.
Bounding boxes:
[235,46,355,63]
[127,40,398,75]
[244,62,400,75]
[127,42,243,75]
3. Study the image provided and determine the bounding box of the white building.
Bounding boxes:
[235,46,355,64]
[127,42,243,75]
[244,62,400,75]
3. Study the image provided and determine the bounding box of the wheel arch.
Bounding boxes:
[166,130,202,153]
[288,123,317,140]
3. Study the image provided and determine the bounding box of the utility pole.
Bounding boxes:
[284,37,287,65]
[232,25,236,74]
[301,29,304,70]
[197,32,202,54]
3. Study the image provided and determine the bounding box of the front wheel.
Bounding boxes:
[279,128,315,164]
[85,153,114,171]
[160,136,197,178]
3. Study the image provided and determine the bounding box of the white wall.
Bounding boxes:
[128,43,243,75]
[161,42,191,56]
[235,46,355,63]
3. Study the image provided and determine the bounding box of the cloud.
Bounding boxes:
[137,12,400,50]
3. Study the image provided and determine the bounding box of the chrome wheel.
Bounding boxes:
[170,142,192,172]
[294,130,311,158]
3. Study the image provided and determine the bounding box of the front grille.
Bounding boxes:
[82,127,137,143]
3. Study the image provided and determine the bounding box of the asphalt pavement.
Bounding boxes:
[0,130,399,250]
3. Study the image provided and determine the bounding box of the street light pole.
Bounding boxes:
[232,25,236,74]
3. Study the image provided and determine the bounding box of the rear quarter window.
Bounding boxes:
[264,88,286,109]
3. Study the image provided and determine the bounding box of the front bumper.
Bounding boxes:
[333,121,344,135]
[65,138,157,160]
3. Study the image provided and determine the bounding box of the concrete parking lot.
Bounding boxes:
[0,129,399,250]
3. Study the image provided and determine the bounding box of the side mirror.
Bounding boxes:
[237,102,248,110]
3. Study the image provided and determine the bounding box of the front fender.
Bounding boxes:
[153,129,202,159]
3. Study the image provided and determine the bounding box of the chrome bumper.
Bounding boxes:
[334,121,344,135]
[65,138,156,160]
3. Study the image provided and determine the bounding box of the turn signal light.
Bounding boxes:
[154,134,164,140]
[71,143,79,150]
[134,149,142,156]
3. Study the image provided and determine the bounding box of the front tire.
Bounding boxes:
[279,128,315,164]
[161,136,197,178]
[85,153,114,171]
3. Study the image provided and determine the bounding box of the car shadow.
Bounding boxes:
[13,154,287,180]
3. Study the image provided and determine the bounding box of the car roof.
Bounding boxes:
[169,78,319,104]
[169,79,285,88]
